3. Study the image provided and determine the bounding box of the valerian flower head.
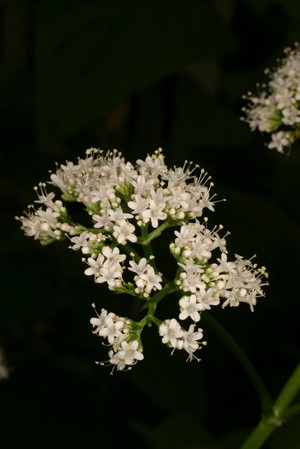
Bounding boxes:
[242,42,300,153]
[17,148,268,372]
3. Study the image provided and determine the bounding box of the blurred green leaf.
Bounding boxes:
[35,0,236,148]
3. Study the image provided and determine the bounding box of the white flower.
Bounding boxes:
[34,183,56,207]
[102,246,126,264]
[90,307,110,334]
[174,223,202,246]
[109,340,144,371]
[69,231,100,254]
[131,175,154,194]
[96,260,124,288]
[108,207,133,222]
[181,325,204,361]
[179,267,205,293]
[84,255,104,279]
[127,194,149,217]
[139,266,162,294]
[141,199,167,228]
[216,252,236,273]
[196,288,219,310]
[18,212,45,239]
[159,319,184,348]
[92,211,113,229]
[136,149,168,178]
[179,295,202,322]
[16,204,61,242]
[98,315,126,344]
[128,258,149,276]
[112,220,137,244]
[268,131,294,153]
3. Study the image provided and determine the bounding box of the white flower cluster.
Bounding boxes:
[90,305,144,372]
[242,43,300,153]
[171,222,267,316]
[159,319,205,362]
[17,148,268,372]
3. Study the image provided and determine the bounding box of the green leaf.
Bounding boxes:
[35,0,236,148]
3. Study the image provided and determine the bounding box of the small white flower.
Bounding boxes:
[131,175,154,195]
[97,260,124,288]
[99,315,126,344]
[113,220,137,244]
[128,194,149,217]
[102,246,126,264]
[159,319,184,348]
[141,199,167,228]
[179,295,202,322]
[128,258,149,276]
[34,183,56,207]
[139,266,162,294]
[90,307,110,334]
[109,340,144,371]
[181,325,204,361]
[268,131,293,153]
[196,288,219,310]
[107,207,133,223]
[92,211,113,229]
[69,231,96,253]
[84,254,104,279]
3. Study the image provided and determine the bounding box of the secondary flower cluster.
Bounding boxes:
[17,148,268,372]
[242,43,300,153]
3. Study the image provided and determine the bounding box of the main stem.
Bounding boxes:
[240,363,300,449]
[204,314,300,448]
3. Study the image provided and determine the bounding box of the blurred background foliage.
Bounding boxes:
[1,0,300,448]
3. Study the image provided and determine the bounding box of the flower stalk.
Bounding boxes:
[241,363,300,449]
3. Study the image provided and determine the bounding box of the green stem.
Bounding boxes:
[273,363,300,419]
[203,313,273,417]
[139,221,176,245]
[142,282,177,312]
[284,403,300,421]
[140,226,153,261]
[239,419,278,449]
[120,242,140,261]
[240,363,300,449]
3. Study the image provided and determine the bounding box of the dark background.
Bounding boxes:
[1,1,300,448]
